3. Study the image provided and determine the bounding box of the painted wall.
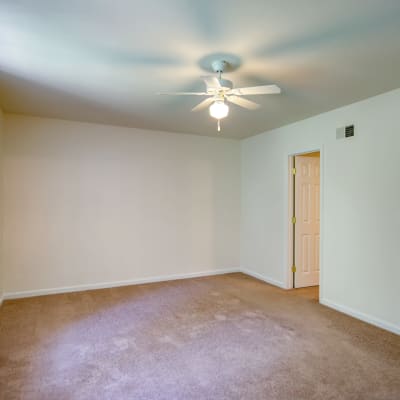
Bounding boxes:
[3,115,240,295]
[241,88,400,333]
[0,107,3,303]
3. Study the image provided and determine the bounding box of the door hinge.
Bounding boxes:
[292,216,296,224]
[291,265,297,273]
[292,167,296,175]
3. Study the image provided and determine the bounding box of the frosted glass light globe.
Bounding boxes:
[209,101,229,119]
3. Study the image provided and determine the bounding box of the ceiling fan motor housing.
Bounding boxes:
[210,60,233,91]
[219,79,233,90]
[211,60,228,73]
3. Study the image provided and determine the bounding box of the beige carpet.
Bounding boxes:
[0,273,399,399]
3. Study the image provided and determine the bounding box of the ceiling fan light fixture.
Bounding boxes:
[209,100,229,120]
[158,58,281,133]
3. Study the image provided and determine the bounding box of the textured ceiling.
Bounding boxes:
[1,0,400,139]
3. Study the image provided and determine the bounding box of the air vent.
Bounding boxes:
[336,124,355,139]
[345,125,354,137]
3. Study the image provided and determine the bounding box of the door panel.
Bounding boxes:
[294,155,320,288]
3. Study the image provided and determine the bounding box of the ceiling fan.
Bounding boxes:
[158,59,281,132]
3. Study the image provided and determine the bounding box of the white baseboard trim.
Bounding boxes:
[320,298,400,336]
[3,268,240,300]
[4,270,397,336]
[240,268,286,289]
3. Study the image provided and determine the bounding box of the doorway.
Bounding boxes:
[289,151,320,290]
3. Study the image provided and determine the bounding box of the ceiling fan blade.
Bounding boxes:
[226,95,260,110]
[201,76,221,89]
[230,84,281,96]
[157,91,208,96]
[191,97,215,112]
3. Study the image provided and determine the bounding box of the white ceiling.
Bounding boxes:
[1,0,400,139]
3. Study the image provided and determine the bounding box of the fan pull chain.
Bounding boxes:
[217,119,221,132]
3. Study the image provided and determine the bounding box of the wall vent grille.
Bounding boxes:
[336,124,355,139]
[345,125,355,137]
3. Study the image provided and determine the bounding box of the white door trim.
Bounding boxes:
[283,146,325,298]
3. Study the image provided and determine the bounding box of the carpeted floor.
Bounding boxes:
[0,273,399,400]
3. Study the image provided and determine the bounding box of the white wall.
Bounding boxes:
[241,88,400,334]
[0,107,3,304]
[3,115,240,295]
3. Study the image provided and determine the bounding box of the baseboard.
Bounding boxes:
[320,298,400,336]
[240,268,286,289]
[3,268,240,300]
[2,268,284,301]
[4,270,397,336]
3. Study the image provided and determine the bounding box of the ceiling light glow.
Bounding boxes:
[209,101,229,119]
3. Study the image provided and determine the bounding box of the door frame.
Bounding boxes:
[284,146,325,296]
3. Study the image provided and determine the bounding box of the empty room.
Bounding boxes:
[0,1,399,399]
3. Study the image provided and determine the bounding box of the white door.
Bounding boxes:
[294,154,320,288]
